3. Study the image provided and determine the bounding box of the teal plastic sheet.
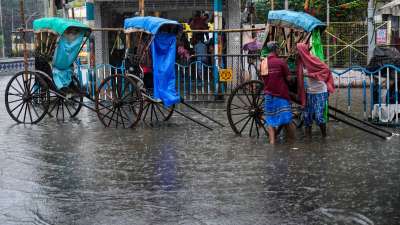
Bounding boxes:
[33,17,90,36]
[52,33,84,89]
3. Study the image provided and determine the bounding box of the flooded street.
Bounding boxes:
[0,75,400,225]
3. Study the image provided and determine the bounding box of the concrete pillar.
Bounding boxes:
[94,2,104,65]
[227,0,241,86]
[368,0,375,63]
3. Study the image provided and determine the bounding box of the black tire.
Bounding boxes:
[5,71,50,124]
[95,75,144,128]
[227,80,267,137]
[48,76,83,121]
[142,100,175,125]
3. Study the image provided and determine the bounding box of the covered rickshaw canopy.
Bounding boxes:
[33,17,91,36]
[124,16,182,34]
[33,17,90,90]
[124,16,182,107]
[267,10,326,33]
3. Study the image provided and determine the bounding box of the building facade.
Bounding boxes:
[0,0,48,57]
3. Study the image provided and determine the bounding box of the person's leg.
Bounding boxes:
[284,122,296,141]
[268,127,276,144]
[304,93,313,138]
[319,123,327,137]
[315,92,328,137]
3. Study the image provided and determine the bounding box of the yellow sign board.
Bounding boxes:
[219,68,233,82]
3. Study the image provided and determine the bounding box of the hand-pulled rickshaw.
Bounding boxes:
[116,16,223,129]
[226,10,327,137]
[5,17,94,124]
[5,16,223,130]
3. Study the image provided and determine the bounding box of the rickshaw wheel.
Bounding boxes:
[292,105,304,128]
[5,71,50,124]
[95,75,144,128]
[227,80,267,137]
[142,99,175,125]
[48,76,83,121]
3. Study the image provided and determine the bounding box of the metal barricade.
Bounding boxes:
[176,54,261,101]
[76,62,125,99]
[331,65,400,127]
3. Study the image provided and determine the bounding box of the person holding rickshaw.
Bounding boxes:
[260,41,295,144]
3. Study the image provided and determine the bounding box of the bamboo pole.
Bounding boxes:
[15,27,267,33]
[19,0,28,75]
[139,0,145,16]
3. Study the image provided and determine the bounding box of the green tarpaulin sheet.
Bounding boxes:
[310,30,325,61]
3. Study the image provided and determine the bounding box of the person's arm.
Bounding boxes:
[281,61,291,83]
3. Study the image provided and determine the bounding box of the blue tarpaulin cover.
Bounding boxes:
[151,33,180,107]
[268,10,326,32]
[124,16,182,106]
[124,16,181,35]
[52,34,84,89]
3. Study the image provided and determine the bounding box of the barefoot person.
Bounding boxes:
[261,42,295,144]
[296,43,335,138]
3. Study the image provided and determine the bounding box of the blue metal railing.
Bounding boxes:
[331,64,400,126]
[74,57,399,126]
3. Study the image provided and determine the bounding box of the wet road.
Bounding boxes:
[0,75,400,225]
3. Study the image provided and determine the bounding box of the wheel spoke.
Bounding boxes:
[56,99,61,119]
[235,94,251,107]
[230,105,248,111]
[233,114,251,126]
[99,106,114,122]
[16,102,26,120]
[64,101,74,117]
[155,103,168,119]
[150,104,154,123]
[118,107,127,128]
[10,85,24,96]
[249,117,255,137]
[242,84,253,105]
[48,99,58,114]
[23,101,28,123]
[107,109,116,127]
[152,104,159,121]
[10,101,25,113]
[15,76,25,93]
[115,107,119,128]
[231,112,250,116]
[29,101,40,120]
[97,101,114,111]
[121,107,132,124]
[255,118,260,137]
[8,98,24,104]
[61,100,65,121]
[239,116,252,134]
[8,93,23,97]
[26,101,33,123]
[143,102,151,120]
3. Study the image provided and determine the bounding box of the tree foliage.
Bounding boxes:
[253,0,370,23]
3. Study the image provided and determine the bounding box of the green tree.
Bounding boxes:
[253,0,369,23]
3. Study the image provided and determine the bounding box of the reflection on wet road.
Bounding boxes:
[0,75,399,225]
